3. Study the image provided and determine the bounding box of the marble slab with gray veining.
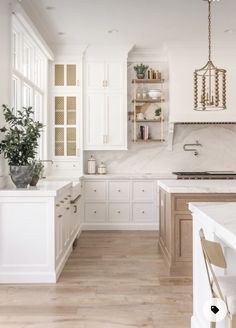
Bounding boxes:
[0,180,72,197]
[189,202,236,249]
[158,179,236,193]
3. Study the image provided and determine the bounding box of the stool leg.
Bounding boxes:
[210,322,216,328]
[230,314,236,328]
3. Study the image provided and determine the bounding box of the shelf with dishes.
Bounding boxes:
[131,66,165,143]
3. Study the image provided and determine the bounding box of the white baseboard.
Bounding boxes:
[0,272,56,284]
[82,223,158,231]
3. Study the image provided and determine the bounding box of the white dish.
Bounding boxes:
[148,89,161,99]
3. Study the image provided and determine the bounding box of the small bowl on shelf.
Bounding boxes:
[148,89,162,99]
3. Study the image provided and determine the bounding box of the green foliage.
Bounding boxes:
[155,108,162,117]
[134,63,149,74]
[0,105,44,166]
[30,160,44,176]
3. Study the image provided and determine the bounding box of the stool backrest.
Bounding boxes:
[199,229,227,301]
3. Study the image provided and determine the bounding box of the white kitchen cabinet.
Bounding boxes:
[84,60,127,150]
[84,181,106,201]
[105,93,125,147]
[133,203,154,223]
[133,181,154,202]
[83,178,158,229]
[85,203,107,222]
[0,181,82,283]
[108,181,130,201]
[50,58,83,176]
[85,92,105,147]
[86,61,124,91]
[109,203,130,222]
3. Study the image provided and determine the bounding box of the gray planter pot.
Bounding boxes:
[10,165,33,189]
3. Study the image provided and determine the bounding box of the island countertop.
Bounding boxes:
[189,202,236,249]
[0,180,72,197]
[158,179,236,193]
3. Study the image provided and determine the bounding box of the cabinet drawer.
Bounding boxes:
[133,203,154,223]
[108,203,130,222]
[85,181,106,201]
[108,181,130,201]
[133,181,154,201]
[85,203,106,222]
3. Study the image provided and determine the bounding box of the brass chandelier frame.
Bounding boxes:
[194,0,227,111]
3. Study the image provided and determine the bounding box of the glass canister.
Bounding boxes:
[97,162,107,175]
[87,155,96,174]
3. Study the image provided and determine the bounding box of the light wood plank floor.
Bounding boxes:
[0,231,192,328]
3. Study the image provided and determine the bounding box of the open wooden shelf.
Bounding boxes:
[132,79,164,84]
[132,99,164,104]
[132,138,165,143]
[131,119,163,123]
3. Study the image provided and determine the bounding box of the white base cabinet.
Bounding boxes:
[83,178,158,230]
[0,183,82,284]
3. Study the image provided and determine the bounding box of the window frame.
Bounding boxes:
[11,16,48,160]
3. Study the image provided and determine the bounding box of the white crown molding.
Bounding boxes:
[128,46,168,62]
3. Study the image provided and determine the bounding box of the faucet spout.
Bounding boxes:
[183,140,202,156]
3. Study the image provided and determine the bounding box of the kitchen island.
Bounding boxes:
[158,180,236,275]
[189,202,236,328]
[0,180,82,283]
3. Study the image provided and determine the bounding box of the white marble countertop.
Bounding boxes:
[158,179,236,193]
[0,180,72,197]
[189,202,236,249]
[82,173,175,180]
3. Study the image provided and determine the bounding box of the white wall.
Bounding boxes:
[0,0,11,187]
[168,45,236,123]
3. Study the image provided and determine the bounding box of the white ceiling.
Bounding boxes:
[21,0,236,49]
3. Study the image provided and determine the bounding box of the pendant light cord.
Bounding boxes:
[208,0,212,61]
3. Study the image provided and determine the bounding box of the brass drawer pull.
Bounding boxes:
[94,210,97,214]
[58,214,62,218]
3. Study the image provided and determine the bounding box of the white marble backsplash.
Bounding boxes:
[84,124,236,174]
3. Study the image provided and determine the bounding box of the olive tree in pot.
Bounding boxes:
[0,105,43,188]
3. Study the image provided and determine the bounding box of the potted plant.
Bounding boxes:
[134,63,149,79]
[0,105,43,188]
[154,108,162,121]
[30,160,44,187]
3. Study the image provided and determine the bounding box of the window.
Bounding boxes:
[11,16,48,157]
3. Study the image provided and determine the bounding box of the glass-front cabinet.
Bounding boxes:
[54,95,77,156]
[51,60,82,175]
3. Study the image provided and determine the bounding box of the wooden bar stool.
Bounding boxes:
[199,229,236,328]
